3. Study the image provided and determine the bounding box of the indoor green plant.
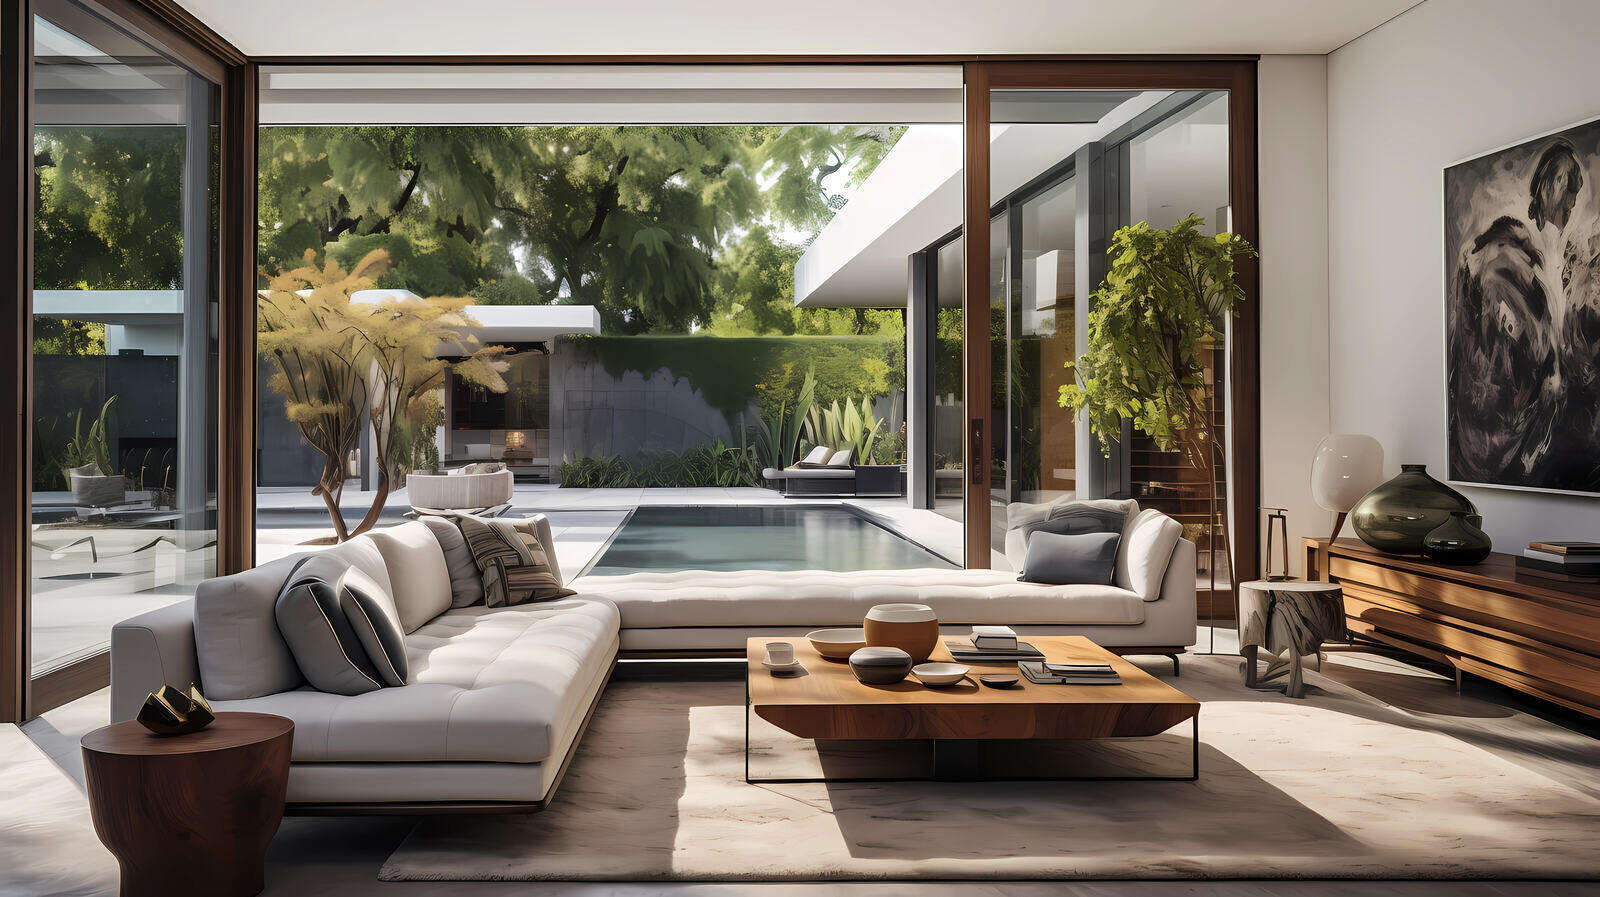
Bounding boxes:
[1058,214,1255,616]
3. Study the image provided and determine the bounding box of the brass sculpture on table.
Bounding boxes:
[137,683,215,736]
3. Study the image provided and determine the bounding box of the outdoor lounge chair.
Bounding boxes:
[404,466,515,517]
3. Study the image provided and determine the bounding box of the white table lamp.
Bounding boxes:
[1310,434,1384,542]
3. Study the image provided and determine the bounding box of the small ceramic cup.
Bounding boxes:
[765,641,796,665]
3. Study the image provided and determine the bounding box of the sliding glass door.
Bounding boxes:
[24,0,221,709]
[960,62,1259,608]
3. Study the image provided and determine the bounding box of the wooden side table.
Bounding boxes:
[1237,580,1346,698]
[81,712,293,897]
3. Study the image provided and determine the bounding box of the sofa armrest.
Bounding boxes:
[1160,538,1197,604]
[110,600,199,722]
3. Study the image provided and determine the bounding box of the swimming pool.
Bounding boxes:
[583,505,957,576]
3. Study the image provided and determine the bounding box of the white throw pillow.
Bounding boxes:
[796,445,833,468]
[824,448,853,467]
[361,521,452,632]
[1114,509,1184,600]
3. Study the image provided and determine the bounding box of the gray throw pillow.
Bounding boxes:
[1019,530,1121,586]
[274,555,407,695]
[420,515,486,608]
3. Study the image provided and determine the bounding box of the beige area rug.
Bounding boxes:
[0,724,118,897]
[381,653,1600,882]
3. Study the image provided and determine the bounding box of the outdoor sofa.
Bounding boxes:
[110,498,1192,812]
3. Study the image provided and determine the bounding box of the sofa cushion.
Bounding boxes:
[209,596,621,763]
[1019,531,1121,586]
[420,515,485,608]
[274,555,390,696]
[1004,497,1139,571]
[455,515,574,607]
[1115,509,1184,601]
[363,521,452,632]
[194,553,307,700]
[574,568,1145,629]
[824,448,853,467]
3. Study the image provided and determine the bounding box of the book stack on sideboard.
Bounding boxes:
[1517,541,1600,582]
[1304,538,1600,719]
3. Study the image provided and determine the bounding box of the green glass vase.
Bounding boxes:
[1350,464,1476,555]
[1422,511,1493,565]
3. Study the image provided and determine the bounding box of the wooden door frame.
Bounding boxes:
[960,60,1259,588]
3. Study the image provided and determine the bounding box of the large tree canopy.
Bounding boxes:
[256,125,902,333]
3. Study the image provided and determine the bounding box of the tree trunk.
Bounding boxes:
[348,465,389,538]
[312,457,351,543]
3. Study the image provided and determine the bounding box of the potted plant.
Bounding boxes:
[1058,214,1255,633]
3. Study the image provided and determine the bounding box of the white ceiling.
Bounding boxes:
[178,0,1423,58]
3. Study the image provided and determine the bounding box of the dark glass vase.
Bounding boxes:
[1422,511,1493,565]
[1350,464,1476,555]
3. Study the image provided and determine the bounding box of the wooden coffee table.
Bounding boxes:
[746,635,1199,782]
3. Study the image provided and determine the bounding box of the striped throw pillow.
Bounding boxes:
[453,515,575,607]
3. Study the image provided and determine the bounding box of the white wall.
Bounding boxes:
[1258,55,1332,574]
[1327,0,1600,553]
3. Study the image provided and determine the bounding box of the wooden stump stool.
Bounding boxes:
[81,712,293,897]
[1238,580,1346,698]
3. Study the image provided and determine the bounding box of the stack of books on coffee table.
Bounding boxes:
[1517,541,1600,582]
[1019,661,1123,686]
[944,626,1044,663]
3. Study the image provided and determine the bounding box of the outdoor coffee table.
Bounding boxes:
[745,635,1199,783]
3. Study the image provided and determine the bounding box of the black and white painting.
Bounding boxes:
[1446,116,1600,495]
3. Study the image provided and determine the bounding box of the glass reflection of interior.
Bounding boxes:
[29,1,219,675]
[916,89,1230,579]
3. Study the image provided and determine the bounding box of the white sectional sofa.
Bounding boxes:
[111,503,1195,813]
[112,520,619,812]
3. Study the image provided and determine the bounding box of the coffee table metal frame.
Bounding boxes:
[743,670,1200,785]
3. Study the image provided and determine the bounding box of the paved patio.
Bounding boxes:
[27,483,982,675]
[257,483,980,575]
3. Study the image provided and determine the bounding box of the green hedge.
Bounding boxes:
[559,442,759,488]
[557,333,905,422]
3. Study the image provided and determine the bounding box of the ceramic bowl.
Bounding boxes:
[863,603,940,663]
[911,662,970,687]
[806,628,867,661]
[848,646,913,685]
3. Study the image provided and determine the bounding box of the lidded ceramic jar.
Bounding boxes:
[848,646,914,685]
[863,603,939,663]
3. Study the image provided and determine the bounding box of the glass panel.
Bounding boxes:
[985,88,1232,587]
[1124,92,1233,591]
[988,212,1009,555]
[932,236,964,523]
[1014,176,1078,506]
[30,1,219,675]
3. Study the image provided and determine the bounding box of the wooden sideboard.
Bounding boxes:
[1303,537,1600,719]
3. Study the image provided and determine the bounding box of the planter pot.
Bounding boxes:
[1422,511,1493,565]
[862,603,939,663]
[1350,464,1476,555]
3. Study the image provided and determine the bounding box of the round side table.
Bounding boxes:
[81,711,293,897]
[1237,580,1346,698]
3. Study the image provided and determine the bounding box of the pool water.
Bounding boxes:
[583,505,957,575]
